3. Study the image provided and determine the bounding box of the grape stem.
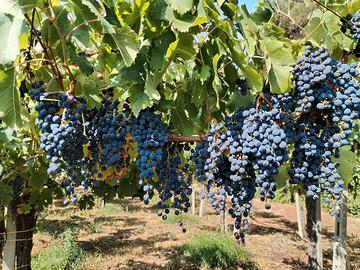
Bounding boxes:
[0,154,42,183]
[24,12,64,91]
[310,0,352,26]
[256,93,273,112]
[168,134,204,142]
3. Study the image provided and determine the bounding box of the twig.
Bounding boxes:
[168,134,204,142]
[65,19,100,42]
[275,2,304,30]
[256,93,273,112]
[46,0,77,87]
[14,58,55,67]
[24,12,64,91]
[310,0,350,24]
[0,154,42,183]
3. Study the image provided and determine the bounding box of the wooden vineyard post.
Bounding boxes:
[306,197,323,270]
[2,207,16,270]
[199,193,205,218]
[295,191,306,239]
[332,192,347,270]
[191,189,196,215]
[220,195,228,233]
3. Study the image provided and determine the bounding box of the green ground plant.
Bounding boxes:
[183,232,256,269]
[31,228,83,270]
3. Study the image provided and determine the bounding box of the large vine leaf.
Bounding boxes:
[305,10,332,50]
[144,70,161,101]
[104,27,141,67]
[170,107,195,135]
[0,66,22,127]
[337,145,358,186]
[0,183,13,206]
[71,0,115,34]
[167,0,193,15]
[261,38,295,93]
[128,84,153,117]
[0,1,23,64]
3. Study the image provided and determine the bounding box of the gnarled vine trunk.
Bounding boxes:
[15,209,37,270]
[0,206,5,262]
[306,197,323,270]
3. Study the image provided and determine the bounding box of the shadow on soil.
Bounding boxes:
[36,215,146,237]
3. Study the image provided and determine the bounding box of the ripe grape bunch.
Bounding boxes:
[29,82,89,203]
[29,82,88,174]
[130,109,169,205]
[235,79,248,96]
[30,83,134,203]
[340,13,360,44]
[194,103,289,243]
[84,98,131,182]
[289,46,360,215]
[155,143,193,232]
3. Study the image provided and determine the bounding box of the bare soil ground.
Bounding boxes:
[33,198,360,270]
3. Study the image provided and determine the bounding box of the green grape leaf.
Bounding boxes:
[171,108,195,135]
[104,27,141,67]
[0,1,23,64]
[337,146,357,186]
[0,126,15,143]
[263,39,295,66]
[241,64,263,93]
[252,1,273,24]
[77,76,103,109]
[191,80,206,107]
[72,0,115,34]
[149,31,176,71]
[237,7,259,56]
[144,71,161,101]
[268,63,293,94]
[165,6,194,32]
[0,183,13,206]
[323,11,353,52]
[211,53,222,109]
[305,10,332,49]
[0,66,22,127]
[199,65,211,84]
[68,45,94,75]
[168,0,193,15]
[28,165,48,191]
[128,84,153,117]
[227,90,255,111]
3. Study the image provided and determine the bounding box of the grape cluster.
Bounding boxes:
[130,109,168,204]
[235,79,248,96]
[289,46,360,214]
[155,143,193,228]
[190,142,209,182]
[193,103,289,242]
[30,83,88,174]
[30,83,90,202]
[30,84,134,203]
[85,98,131,175]
[341,13,360,44]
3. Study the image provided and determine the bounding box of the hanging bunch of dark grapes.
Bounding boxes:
[235,79,248,96]
[190,142,209,182]
[155,143,193,232]
[289,46,360,214]
[29,82,89,203]
[195,104,289,242]
[84,98,131,184]
[130,109,168,204]
[341,13,360,43]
